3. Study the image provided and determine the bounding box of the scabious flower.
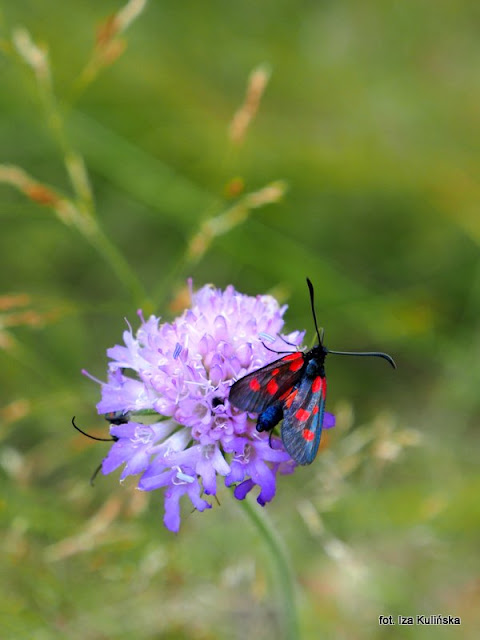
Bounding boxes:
[84,281,335,532]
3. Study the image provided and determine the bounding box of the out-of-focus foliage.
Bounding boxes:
[1,1,479,638]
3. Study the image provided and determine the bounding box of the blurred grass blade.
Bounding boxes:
[71,0,149,100]
[186,180,286,264]
[69,110,217,226]
[0,164,147,305]
[229,64,271,146]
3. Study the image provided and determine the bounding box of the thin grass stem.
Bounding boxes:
[238,497,299,640]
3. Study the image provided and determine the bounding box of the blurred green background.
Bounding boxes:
[1,1,479,638]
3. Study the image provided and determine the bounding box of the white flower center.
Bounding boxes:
[132,426,153,445]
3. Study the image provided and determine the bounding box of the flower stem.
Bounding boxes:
[239,498,299,640]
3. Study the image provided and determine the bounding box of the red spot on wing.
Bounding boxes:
[266,379,279,395]
[272,368,280,376]
[312,376,323,393]
[284,388,298,408]
[249,378,261,392]
[312,406,319,415]
[302,428,315,441]
[281,352,304,371]
[283,352,302,362]
[289,359,304,372]
[295,408,310,422]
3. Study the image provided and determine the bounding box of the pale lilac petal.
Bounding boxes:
[163,485,182,533]
[195,444,230,494]
[138,469,171,491]
[186,483,211,512]
[252,461,277,505]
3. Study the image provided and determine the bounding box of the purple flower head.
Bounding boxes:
[85,281,335,532]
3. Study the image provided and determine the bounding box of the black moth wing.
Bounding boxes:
[282,374,326,465]
[229,352,306,415]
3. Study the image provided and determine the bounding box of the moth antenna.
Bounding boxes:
[278,335,299,348]
[327,350,396,369]
[261,341,294,355]
[90,463,103,486]
[306,278,323,345]
[71,416,116,442]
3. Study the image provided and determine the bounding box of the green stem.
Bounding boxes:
[238,497,299,640]
[30,58,150,309]
[87,226,150,310]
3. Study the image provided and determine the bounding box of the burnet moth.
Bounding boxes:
[229,279,396,465]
